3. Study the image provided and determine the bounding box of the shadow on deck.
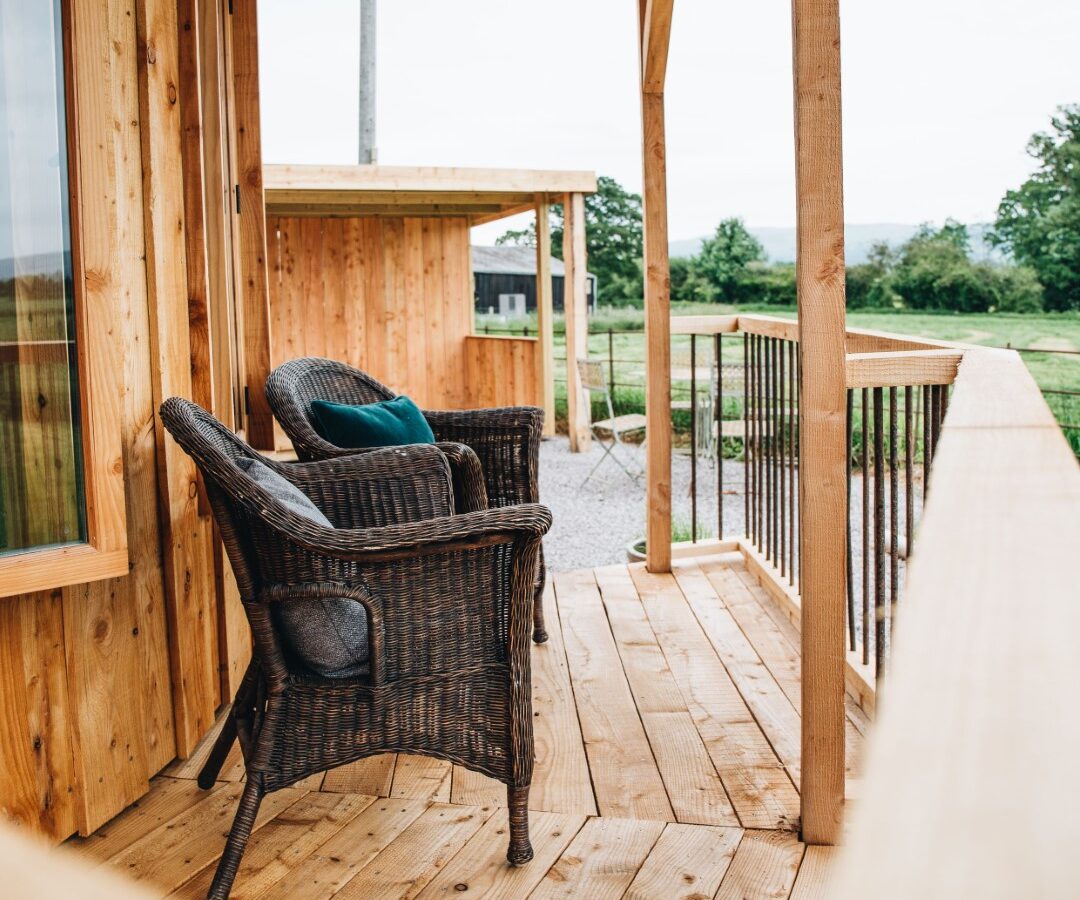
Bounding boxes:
[68,552,866,898]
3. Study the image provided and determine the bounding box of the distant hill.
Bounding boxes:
[670,223,1000,265]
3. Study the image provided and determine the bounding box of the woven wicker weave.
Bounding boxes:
[265,357,550,642]
[159,398,550,899]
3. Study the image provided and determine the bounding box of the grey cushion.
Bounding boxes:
[236,457,369,678]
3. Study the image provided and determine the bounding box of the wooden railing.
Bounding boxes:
[669,313,1080,891]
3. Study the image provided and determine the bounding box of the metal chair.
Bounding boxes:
[576,357,646,486]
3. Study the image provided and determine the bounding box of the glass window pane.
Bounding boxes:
[0,0,86,554]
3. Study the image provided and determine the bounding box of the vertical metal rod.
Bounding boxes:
[771,337,779,564]
[764,337,772,561]
[749,334,757,545]
[905,385,914,567]
[717,334,724,540]
[756,335,764,547]
[922,384,933,503]
[779,340,786,578]
[690,334,698,543]
[846,389,855,651]
[932,384,945,454]
[743,333,750,539]
[789,340,796,585]
[861,386,870,665]
[795,342,802,589]
[889,387,899,642]
[873,386,886,684]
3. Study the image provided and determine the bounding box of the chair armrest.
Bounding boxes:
[277,503,551,563]
[423,406,544,444]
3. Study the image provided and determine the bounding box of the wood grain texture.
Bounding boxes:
[562,193,591,452]
[845,349,962,389]
[553,570,674,822]
[791,0,848,844]
[135,0,218,761]
[716,830,805,900]
[624,822,743,900]
[227,0,274,447]
[834,350,1080,898]
[640,90,671,572]
[534,196,556,436]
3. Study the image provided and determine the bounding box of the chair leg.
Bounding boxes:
[532,549,548,644]
[197,706,238,790]
[207,777,265,900]
[506,785,534,866]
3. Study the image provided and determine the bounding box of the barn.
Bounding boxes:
[472,244,597,316]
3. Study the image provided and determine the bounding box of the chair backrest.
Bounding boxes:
[266,358,397,460]
[576,358,608,393]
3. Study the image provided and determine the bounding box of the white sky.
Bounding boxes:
[259,0,1080,243]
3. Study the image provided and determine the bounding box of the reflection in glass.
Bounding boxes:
[0,0,86,554]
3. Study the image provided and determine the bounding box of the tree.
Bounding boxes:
[691,218,765,303]
[497,176,644,302]
[990,105,1080,311]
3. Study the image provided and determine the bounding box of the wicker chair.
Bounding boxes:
[265,357,550,643]
[159,398,550,900]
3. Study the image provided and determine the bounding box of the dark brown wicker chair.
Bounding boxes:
[265,357,550,642]
[159,397,550,900]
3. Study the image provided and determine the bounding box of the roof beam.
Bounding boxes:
[641,0,673,93]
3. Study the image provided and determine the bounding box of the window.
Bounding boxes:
[0,0,85,555]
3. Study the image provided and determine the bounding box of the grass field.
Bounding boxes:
[477,303,1080,451]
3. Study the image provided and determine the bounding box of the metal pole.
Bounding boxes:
[358,0,377,164]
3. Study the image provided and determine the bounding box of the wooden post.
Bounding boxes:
[793,0,847,845]
[563,191,591,451]
[228,0,274,448]
[535,195,556,437]
[640,0,673,573]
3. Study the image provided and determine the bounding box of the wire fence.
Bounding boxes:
[487,323,1080,454]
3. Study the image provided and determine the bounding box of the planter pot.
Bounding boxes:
[626,539,647,563]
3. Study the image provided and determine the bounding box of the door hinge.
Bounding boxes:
[234,184,241,214]
[244,385,251,415]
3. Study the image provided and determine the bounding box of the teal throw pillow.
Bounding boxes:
[310,396,435,449]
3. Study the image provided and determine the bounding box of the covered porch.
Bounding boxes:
[75,550,858,898]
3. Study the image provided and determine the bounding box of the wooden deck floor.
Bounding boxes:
[69,553,866,899]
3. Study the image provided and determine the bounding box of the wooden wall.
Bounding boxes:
[267,214,543,440]
[465,335,539,409]
[268,215,474,411]
[0,0,245,843]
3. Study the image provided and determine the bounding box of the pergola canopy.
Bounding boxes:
[263,164,597,225]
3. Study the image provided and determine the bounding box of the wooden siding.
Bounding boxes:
[465,335,539,409]
[268,214,543,428]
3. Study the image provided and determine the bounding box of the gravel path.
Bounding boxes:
[538,436,746,571]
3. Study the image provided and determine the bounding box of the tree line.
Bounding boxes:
[500,105,1079,313]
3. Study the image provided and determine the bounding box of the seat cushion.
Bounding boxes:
[310,396,435,449]
[235,457,369,678]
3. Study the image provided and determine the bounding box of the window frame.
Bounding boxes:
[0,0,128,597]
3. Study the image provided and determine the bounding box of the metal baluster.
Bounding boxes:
[717,334,724,540]
[756,335,764,548]
[889,387,899,647]
[846,389,855,651]
[771,337,779,565]
[874,387,886,684]
[690,334,697,543]
[779,340,786,578]
[923,384,933,503]
[789,340,796,586]
[743,333,751,540]
[764,337,772,561]
[905,386,914,565]
[861,387,870,665]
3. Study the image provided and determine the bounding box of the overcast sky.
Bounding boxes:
[259,0,1080,243]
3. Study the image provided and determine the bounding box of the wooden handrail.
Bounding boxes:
[834,347,1080,896]
[845,349,963,389]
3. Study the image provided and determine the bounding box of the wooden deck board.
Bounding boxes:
[86,555,867,900]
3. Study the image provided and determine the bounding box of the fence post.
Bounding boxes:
[793,0,847,845]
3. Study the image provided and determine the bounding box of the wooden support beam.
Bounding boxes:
[792,0,847,845]
[845,349,963,389]
[535,196,556,437]
[641,0,674,93]
[135,0,218,756]
[228,0,274,448]
[563,192,591,452]
[641,93,672,573]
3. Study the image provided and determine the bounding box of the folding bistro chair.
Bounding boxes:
[576,357,646,486]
